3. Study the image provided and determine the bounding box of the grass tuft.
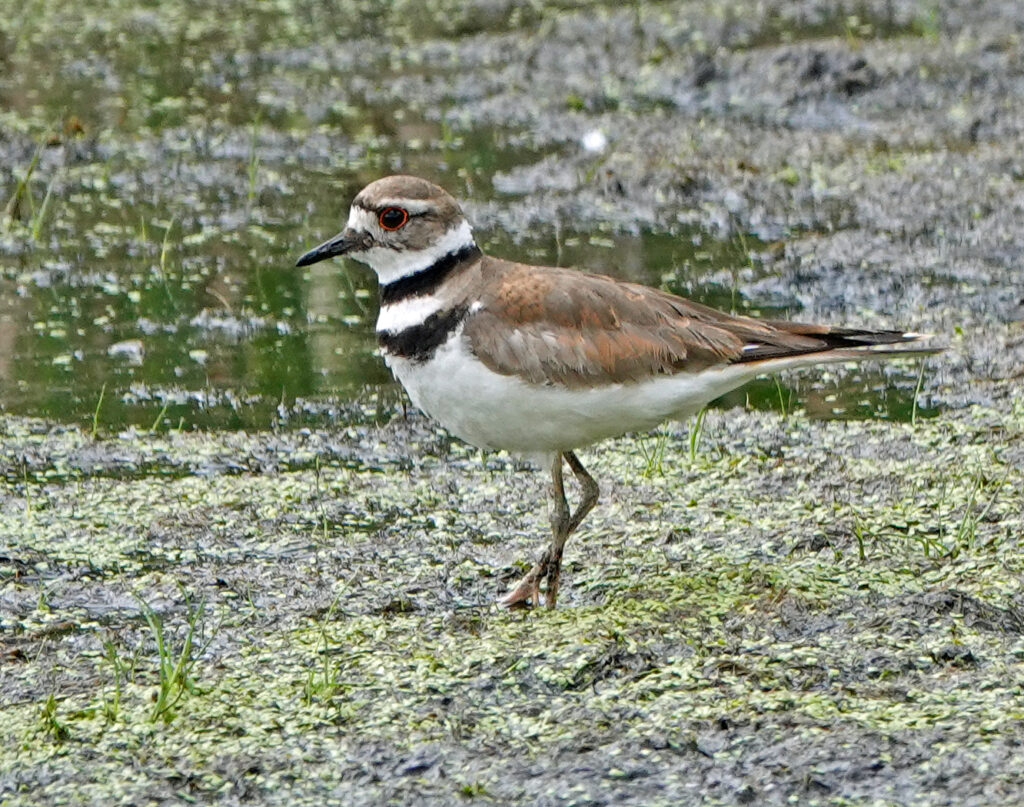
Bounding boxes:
[3,137,45,226]
[38,694,69,744]
[90,383,106,440]
[303,597,342,705]
[637,426,669,478]
[29,172,57,242]
[138,588,209,724]
[688,406,708,464]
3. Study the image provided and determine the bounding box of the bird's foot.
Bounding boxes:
[497,563,547,608]
[497,572,542,608]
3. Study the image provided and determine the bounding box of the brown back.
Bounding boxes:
[463,257,914,388]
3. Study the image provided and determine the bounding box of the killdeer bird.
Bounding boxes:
[296,175,936,609]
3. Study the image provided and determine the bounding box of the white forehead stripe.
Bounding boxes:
[364,198,434,215]
[346,206,376,230]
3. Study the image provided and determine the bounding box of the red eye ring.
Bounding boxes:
[378,207,409,230]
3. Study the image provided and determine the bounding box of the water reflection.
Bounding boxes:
[0,207,935,431]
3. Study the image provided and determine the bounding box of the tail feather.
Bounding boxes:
[735,323,939,364]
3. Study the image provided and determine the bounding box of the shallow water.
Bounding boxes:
[0,204,933,431]
[0,0,936,433]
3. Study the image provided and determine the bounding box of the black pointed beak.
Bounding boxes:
[295,229,366,267]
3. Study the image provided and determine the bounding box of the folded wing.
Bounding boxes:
[463,262,928,389]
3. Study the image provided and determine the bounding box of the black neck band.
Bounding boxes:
[377,304,468,363]
[379,243,481,306]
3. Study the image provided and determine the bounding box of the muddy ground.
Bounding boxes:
[2,0,1024,805]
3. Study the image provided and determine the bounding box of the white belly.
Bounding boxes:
[383,328,768,454]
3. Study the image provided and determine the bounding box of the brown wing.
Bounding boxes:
[462,259,858,389]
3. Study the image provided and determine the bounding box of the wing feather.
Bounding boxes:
[461,259,927,388]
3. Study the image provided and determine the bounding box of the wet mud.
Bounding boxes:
[2,1,1024,804]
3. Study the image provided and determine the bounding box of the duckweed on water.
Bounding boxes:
[2,403,1023,803]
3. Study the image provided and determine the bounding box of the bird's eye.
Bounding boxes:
[378,207,409,231]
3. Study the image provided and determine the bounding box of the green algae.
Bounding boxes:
[2,403,1023,803]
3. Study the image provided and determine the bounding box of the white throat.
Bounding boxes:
[346,211,476,286]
